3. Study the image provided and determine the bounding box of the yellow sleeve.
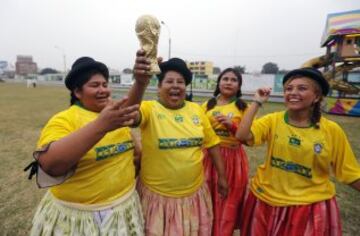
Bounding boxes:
[139,101,152,129]
[250,113,273,146]
[37,112,74,148]
[330,123,360,184]
[199,105,220,148]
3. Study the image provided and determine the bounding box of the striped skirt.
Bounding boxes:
[30,189,144,236]
[241,191,342,236]
[203,145,249,236]
[137,181,213,236]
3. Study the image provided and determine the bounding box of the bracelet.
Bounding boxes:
[252,99,263,107]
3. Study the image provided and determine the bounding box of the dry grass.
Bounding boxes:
[0,82,359,235]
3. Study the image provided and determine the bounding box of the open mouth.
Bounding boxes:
[286,97,303,105]
[169,91,181,99]
[96,96,109,102]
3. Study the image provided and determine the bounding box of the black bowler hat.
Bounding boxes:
[158,58,192,85]
[65,57,109,90]
[283,67,329,96]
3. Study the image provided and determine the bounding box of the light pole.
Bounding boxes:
[161,21,171,60]
[54,45,67,73]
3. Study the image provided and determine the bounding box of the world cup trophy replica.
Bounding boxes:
[135,14,161,75]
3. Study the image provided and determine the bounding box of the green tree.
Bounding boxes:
[261,62,279,74]
[40,68,58,75]
[233,65,246,74]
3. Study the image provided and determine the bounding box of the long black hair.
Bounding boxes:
[206,68,247,111]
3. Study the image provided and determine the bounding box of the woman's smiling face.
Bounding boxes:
[158,71,186,109]
[74,73,111,112]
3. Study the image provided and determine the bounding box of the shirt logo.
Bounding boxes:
[313,143,323,154]
[95,140,134,161]
[288,135,301,146]
[271,156,312,178]
[174,114,184,123]
[159,137,203,149]
[192,115,200,125]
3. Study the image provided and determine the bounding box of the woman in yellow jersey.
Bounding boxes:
[25,57,145,235]
[236,67,360,236]
[131,51,229,235]
[202,68,249,236]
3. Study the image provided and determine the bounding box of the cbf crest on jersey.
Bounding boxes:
[192,115,200,125]
[313,143,323,154]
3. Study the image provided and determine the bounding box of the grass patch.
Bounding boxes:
[0,82,359,235]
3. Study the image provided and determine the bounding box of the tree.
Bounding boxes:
[40,68,58,75]
[213,67,221,74]
[233,65,246,74]
[261,62,279,74]
[122,68,133,74]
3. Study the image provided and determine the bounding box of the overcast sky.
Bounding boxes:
[1,0,359,72]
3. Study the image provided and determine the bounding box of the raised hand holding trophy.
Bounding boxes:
[135,15,161,75]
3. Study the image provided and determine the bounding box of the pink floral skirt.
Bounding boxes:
[137,181,213,236]
[241,191,342,236]
[203,145,249,236]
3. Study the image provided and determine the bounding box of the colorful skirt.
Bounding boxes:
[137,181,213,236]
[241,191,342,236]
[30,188,144,236]
[203,145,249,236]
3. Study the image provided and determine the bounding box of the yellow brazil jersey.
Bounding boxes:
[139,100,220,197]
[249,111,360,206]
[37,105,135,204]
[202,101,247,147]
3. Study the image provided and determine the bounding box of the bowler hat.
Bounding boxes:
[65,57,109,90]
[283,67,329,96]
[158,58,192,85]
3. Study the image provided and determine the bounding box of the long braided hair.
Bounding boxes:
[206,68,247,111]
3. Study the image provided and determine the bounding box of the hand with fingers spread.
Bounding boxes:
[96,97,139,133]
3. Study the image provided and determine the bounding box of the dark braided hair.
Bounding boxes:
[69,69,108,105]
[311,98,322,129]
[206,68,247,111]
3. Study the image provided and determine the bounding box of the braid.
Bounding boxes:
[235,98,248,111]
[70,91,78,105]
[311,98,322,129]
[206,97,217,111]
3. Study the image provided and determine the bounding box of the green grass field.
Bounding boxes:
[0,82,359,235]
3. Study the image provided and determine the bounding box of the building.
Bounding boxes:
[15,55,37,75]
[187,61,213,78]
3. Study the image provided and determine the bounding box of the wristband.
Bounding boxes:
[252,99,263,107]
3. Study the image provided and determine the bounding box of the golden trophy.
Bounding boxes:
[135,14,161,75]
